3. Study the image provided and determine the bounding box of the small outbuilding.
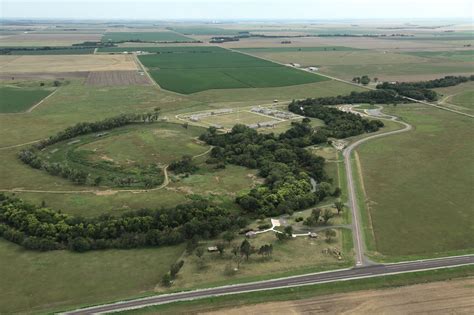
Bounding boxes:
[245,231,257,238]
[207,246,218,252]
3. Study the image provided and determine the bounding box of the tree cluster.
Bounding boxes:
[18,113,163,188]
[169,155,198,174]
[376,75,474,101]
[199,122,341,217]
[288,100,384,138]
[0,194,246,252]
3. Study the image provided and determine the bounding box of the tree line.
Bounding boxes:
[199,121,341,217]
[288,100,384,138]
[18,112,163,188]
[376,75,474,101]
[0,194,246,252]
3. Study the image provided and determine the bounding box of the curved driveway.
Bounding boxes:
[343,114,412,266]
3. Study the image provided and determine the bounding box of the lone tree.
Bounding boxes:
[195,247,204,259]
[170,260,184,278]
[360,75,370,85]
[240,239,252,260]
[322,209,335,225]
[161,273,172,287]
[334,201,345,215]
[284,225,293,238]
[216,242,226,256]
[222,231,235,244]
[325,229,337,242]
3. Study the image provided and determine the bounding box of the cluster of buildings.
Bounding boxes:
[188,109,233,122]
[247,120,280,129]
[251,107,300,120]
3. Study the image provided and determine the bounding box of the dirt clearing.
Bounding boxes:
[0,55,138,73]
[84,71,151,86]
[203,278,474,314]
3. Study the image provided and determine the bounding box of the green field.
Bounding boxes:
[0,239,184,314]
[355,104,474,257]
[0,86,53,113]
[102,32,195,43]
[98,46,222,53]
[138,48,327,94]
[450,90,474,109]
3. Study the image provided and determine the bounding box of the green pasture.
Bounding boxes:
[0,239,184,314]
[0,86,53,113]
[355,104,474,257]
[98,46,222,53]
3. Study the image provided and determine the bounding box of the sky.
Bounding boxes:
[1,0,473,20]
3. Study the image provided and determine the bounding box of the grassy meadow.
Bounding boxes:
[0,239,185,314]
[355,104,474,257]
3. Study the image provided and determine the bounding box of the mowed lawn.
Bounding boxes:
[0,86,53,113]
[101,31,194,42]
[356,104,474,257]
[138,47,327,94]
[0,239,184,313]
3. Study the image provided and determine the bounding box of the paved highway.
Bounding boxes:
[63,255,474,314]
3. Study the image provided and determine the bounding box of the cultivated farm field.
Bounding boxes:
[138,47,327,93]
[0,85,54,113]
[84,71,151,86]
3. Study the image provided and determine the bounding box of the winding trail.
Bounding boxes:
[0,145,213,195]
[343,112,412,266]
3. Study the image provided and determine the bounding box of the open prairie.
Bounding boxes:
[355,104,474,257]
[0,55,138,73]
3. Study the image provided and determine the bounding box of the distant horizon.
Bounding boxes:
[2,0,473,20]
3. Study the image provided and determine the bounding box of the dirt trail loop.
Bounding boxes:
[0,144,213,195]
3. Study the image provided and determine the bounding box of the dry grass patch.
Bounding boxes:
[0,55,138,73]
